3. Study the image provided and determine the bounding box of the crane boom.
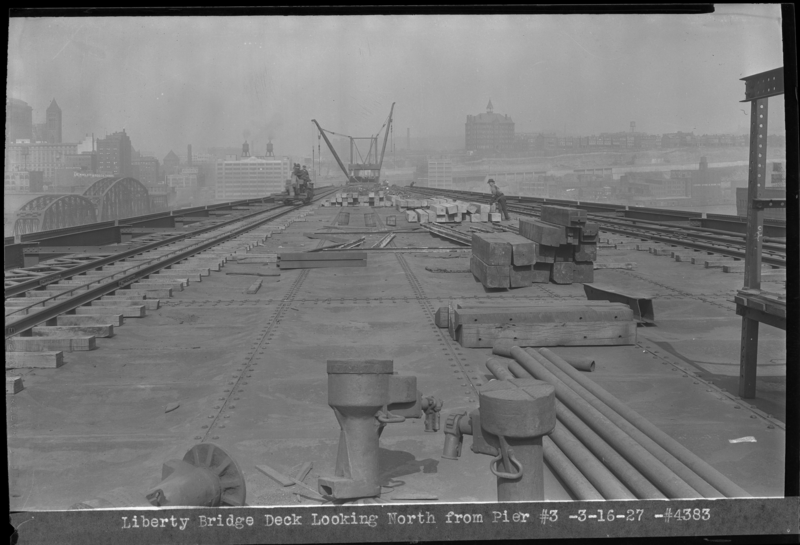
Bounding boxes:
[377,102,395,175]
[312,119,353,183]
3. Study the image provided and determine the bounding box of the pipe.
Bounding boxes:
[505,350,691,499]
[543,436,604,501]
[537,347,751,498]
[508,361,644,499]
[561,355,595,372]
[487,357,632,500]
[534,348,723,498]
[508,346,702,498]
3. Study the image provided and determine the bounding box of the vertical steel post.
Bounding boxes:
[739,97,769,399]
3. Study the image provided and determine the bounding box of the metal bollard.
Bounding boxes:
[480,379,556,501]
[441,378,556,501]
[318,360,406,500]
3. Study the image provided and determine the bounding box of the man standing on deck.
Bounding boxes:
[487,179,511,221]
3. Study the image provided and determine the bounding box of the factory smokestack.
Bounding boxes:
[188,144,192,167]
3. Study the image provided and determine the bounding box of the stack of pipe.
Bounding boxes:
[488,343,751,501]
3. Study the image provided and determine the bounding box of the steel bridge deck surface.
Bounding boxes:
[6,202,786,510]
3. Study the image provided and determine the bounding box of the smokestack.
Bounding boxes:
[188,144,192,167]
[407,128,410,150]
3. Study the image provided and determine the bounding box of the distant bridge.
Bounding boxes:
[12,177,153,236]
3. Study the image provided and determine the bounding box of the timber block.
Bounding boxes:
[246,279,263,294]
[554,244,575,263]
[6,336,97,352]
[435,307,449,328]
[123,288,172,298]
[33,324,114,338]
[57,315,123,327]
[705,260,740,268]
[531,263,552,283]
[7,376,24,394]
[489,212,502,223]
[533,242,556,264]
[574,242,598,262]
[509,265,533,288]
[573,262,595,283]
[6,351,64,369]
[472,233,512,265]
[457,321,636,348]
[470,255,510,289]
[550,262,574,284]
[131,281,183,291]
[518,218,567,246]
[540,205,587,227]
[580,222,600,240]
[77,305,145,318]
[495,232,535,266]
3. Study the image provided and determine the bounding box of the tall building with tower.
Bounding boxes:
[465,100,515,155]
[215,156,291,200]
[96,130,132,177]
[45,99,62,143]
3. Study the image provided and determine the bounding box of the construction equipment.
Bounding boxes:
[312,103,395,185]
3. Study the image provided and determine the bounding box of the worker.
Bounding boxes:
[284,178,292,195]
[301,166,314,204]
[291,164,302,196]
[487,179,511,221]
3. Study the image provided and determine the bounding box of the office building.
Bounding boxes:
[96,130,132,177]
[6,98,33,142]
[215,156,291,200]
[45,99,62,143]
[426,156,453,189]
[465,100,515,155]
[4,141,79,185]
[132,156,160,185]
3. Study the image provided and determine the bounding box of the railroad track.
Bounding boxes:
[403,187,786,268]
[4,188,338,343]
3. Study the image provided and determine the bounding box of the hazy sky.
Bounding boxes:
[7,6,786,159]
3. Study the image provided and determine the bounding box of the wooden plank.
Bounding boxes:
[246,279,263,294]
[593,262,636,270]
[6,351,64,369]
[57,314,124,327]
[457,321,637,348]
[6,336,97,352]
[453,300,631,311]
[705,260,741,268]
[32,324,114,338]
[471,233,512,265]
[518,218,567,246]
[550,262,574,284]
[279,260,366,269]
[573,262,595,283]
[509,265,533,288]
[574,242,597,262]
[7,376,24,394]
[76,306,145,318]
[470,255,510,288]
[255,464,295,487]
[540,205,587,227]
[279,252,367,262]
[454,306,632,328]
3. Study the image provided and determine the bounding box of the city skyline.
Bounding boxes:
[7,7,786,159]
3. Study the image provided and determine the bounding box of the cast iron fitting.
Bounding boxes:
[145,443,246,507]
[442,410,472,459]
[377,405,406,424]
[421,396,443,432]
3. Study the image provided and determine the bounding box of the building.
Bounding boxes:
[426,156,453,189]
[45,99,62,144]
[131,156,160,185]
[215,156,291,200]
[4,141,79,185]
[162,150,181,178]
[6,98,33,142]
[96,130,132,177]
[167,167,198,189]
[4,170,30,191]
[465,100,515,155]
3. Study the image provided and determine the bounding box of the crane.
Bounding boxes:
[312,102,395,185]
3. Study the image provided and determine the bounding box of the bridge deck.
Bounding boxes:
[6,203,786,509]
